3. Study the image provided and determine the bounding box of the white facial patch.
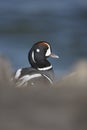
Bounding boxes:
[36,48,40,52]
[45,44,51,57]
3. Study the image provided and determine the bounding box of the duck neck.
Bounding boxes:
[28,51,53,71]
[36,60,53,71]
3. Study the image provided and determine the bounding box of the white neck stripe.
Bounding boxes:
[37,65,52,71]
[32,51,36,63]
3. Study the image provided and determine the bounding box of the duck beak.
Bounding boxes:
[50,53,59,58]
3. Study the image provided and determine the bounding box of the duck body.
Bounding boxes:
[15,41,59,87]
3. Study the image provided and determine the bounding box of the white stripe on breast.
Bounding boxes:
[15,69,22,79]
[20,74,42,81]
[43,74,53,84]
[16,73,42,87]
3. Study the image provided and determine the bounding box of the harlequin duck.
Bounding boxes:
[14,41,59,87]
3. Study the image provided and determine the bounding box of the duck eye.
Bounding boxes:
[36,49,40,52]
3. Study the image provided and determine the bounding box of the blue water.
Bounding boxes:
[0,0,87,76]
[0,34,63,75]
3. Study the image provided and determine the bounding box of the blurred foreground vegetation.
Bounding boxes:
[0,56,87,130]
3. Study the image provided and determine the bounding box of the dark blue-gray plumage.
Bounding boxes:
[15,41,59,87]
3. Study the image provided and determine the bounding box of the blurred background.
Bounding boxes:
[0,0,87,77]
[0,1,87,129]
